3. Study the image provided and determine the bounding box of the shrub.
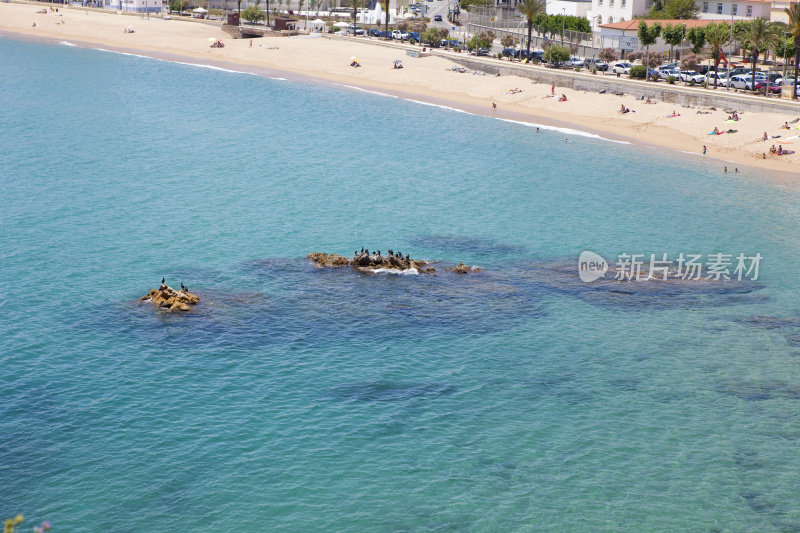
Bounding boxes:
[574,66,582,72]
[627,51,643,61]
[667,75,676,84]
[599,47,618,63]
[543,44,570,63]
[497,52,503,59]
[629,65,647,78]
[592,67,597,74]
[241,6,265,22]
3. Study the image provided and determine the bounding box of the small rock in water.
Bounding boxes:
[446,262,481,274]
[138,284,200,313]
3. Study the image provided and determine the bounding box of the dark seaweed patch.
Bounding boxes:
[330,380,456,403]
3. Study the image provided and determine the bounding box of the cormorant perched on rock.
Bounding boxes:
[360,247,364,253]
[181,283,186,291]
[388,249,393,256]
[161,277,165,284]
[406,254,410,261]
[377,250,381,256]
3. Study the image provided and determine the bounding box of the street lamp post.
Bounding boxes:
[561,8,565,47]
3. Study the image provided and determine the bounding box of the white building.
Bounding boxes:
[589,0,770,30]
[107,0,162,12]
[598,18,728,53]
[546,0,593,18]
[587,0,648,30]
[696,0,771,19]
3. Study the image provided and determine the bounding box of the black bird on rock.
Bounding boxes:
[161,277,165,285]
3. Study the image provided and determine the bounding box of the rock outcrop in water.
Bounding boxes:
[138,283,200,312]
[307,250,477,274]
[447,262,481,274]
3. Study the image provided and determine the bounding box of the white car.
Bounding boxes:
[611,62,632,74]
[706,72,729,86]
[779,76,798,86]
[728,75,752,89]
[391,30,408,40]
[680,70,706,84]
[658,67,681,81]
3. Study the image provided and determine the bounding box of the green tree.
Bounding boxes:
[518,0,546,60]
[664,0,697,19]
[786,2,800,98]
[637,21,662,79]
[459,0,491,11]
[297,0,304,16]
[169,0,184,12]
[704,22,731,89]
[736,18,783,91]
[241,5,264,21]
[686,26,705,54]
[543,44,569,63]
[662,24,684,61]
[467,31,493,50]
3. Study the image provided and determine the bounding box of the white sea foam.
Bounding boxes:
[272,77,288,81]
[406,99,471,114]
[497,118,631,144]
[93,48,257,75]
[336,84,398,98]
[58,40,76,47]
[369,268,419,275]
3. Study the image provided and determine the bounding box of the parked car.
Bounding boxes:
[611,62,632,74]
[680,70,706,84]
[391,29,408,40]
[584,58,608,71]
[367,28,382,37]
[779,76,798,86]
[502,47,516,57]
[569,57,584,67]
[407,32,420,41]
[348,25,364,35]
[658,67,681,81]
[754,81,783,94]
[766,72,783,83]
[433,14,442,21]
[728,67,756,77]
[658,62,679,70]
[728,75,753,89]
[706,72,729,86]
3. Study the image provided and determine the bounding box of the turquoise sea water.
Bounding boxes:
[3,36,800,531]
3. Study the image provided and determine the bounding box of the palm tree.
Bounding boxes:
[736,18,782,91]
[351,0,361,27]
[518,0,545,60]
[786,2,800,99]
[705,22,731,89]
[384,0,389,39]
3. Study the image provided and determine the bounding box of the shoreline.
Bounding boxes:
[2,3,799,183]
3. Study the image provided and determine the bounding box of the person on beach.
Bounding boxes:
[492,102,496,109]
[781,121,789,129]
[558,94,567,102]
[249,40,253,47]
[551,83,554,95]
[703,145,707,155]
[724,166,728,173]
[761,132,768,141]
[713,126,720,135]
[32,22,37,27]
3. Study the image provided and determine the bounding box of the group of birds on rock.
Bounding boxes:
[354,247,410,262]
[160,277,189,293]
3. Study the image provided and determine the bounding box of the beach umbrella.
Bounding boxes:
[333,21,349,28]
[207,37,216,42]
[393,59,403,64]
[193,7,207,12]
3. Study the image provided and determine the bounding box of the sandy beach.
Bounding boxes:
[3,1,799,180]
